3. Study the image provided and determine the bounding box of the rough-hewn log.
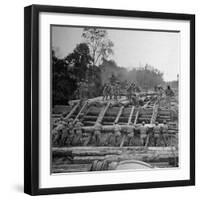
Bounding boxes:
[52,164,92,173]
[73,101,88,122]
[96,102,111,124]
[114,106,124,124]
[150,103,159,124]
[55,146,178,164]
[134,110,139,125]
[64,102,79,121]
[83,116,98,120]
[120,106,135,147]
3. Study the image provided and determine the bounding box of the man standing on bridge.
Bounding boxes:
[102,83,109,101]
[165,85,174,109]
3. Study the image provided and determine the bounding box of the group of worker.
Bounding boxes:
[155,85,175,109]
[108,120,169,147]
[102,82,121,101]
[138,120,169,146]
[52,117,84,146]
[52,116,169,147]
[102,81,140,104]
[126,82,141,104]
[76,80,89,101]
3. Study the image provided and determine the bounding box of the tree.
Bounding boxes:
[52,50,77,106]
[82,28,114,65]
[65,43,92,81]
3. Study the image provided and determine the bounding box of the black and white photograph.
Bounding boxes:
[23,4,195,195]
[51,25,179,174]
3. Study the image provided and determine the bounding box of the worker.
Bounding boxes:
[93,122,102,146]
[73,119,84,145]
[165,85,174,109]
[126,83,133,102]
[114,122,121,146]
[153,121,161,146]
[113,84,118,101]
[161,120,168,146]
[139,121,148,146]
[109,84,114,100]
[102,84,109,101]
[65,118,74,146]
[126,123,135,146]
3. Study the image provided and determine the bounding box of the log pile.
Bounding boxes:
[52,146,178,173]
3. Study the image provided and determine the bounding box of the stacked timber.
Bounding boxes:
[52,146,178,173]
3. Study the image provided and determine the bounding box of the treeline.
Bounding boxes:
[100,59,164,91]
[52,27,165,106]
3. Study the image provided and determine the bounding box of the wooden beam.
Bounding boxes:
[114,106,124,124]
[64,102,79,121]
[134,110,139,125]
[120,106,135,147]
[73,101,88,122]
[150,103,159,124]
[95,102,111,124]
[52,147,178,165]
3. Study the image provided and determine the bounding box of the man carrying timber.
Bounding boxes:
[153,121,161,146]
[139,121,148,146]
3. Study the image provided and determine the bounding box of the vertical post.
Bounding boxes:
[120,106,135,147]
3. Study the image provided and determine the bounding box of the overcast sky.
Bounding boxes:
[52,26,180,81]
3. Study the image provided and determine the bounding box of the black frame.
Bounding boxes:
[24,4,195,195]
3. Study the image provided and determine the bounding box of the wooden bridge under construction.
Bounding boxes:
[52,92,178,173]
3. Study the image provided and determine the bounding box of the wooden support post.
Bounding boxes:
[134,110,139,125]
[64,101,79,121]
[128,106,135,125]
[150,103,159,124]
[120,106,135,147]
[73,101,88,122]
[145,104,159,148]
[114,106,124,124]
